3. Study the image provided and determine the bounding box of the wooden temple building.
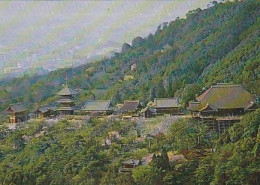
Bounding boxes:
[188,84,257,132]
[35,105,56,118]
[141,107,156,118]
[3,103,28,123]
[56,85,78,115]
[120,100,142,119]
[152,98,181,115]
[81,100,111,115]
[119,159,141,173]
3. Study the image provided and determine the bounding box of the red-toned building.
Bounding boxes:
[120,100,142,119]
[3,103,28,123]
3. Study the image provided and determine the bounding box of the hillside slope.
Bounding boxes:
[0,0,259,112]
[0,109,259,184]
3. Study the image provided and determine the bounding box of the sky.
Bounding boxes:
[0,0,215,72]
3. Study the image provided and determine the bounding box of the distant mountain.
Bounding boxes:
[1,1,217,76]
[0,0,259,112]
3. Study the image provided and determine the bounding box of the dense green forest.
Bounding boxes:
[0,0,260,184]
[0,109,259,184]
[0,0,259,113]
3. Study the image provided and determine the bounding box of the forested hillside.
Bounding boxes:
[0,0,259,113]
[0,1,260,184]
[0,108,259,184]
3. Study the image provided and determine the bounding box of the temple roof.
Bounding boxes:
[57,99,74,103]
[56,107,74,111]
[153,98,181,108]
[196,84,256,110]
[199,103,218,112]
[188,101,202,111]
[57,85,77,96]
[82,100,111,111]
[3,103,27,113]
[122,159,140,165]
[36,105,56,113]
[121,100,140,111]
[37,107,50,113]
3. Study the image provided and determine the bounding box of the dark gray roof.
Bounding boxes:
[4,103,27,113]
[37,107,50,113]
[57,85,77,96]
[35,104,57,112]
[38,105,57,112]
[82,100,111,111]
[121,100,140,111]
[153,98,181,108]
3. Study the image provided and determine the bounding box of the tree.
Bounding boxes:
[155,82,166,98]
[132,165,158,185]
[149,86,156,101]
[132,36,144,48]
[167,77,174,97]
[121,43,131,53]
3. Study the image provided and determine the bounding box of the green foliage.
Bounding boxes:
[195,109,260,185]
[168,119,211,150]
[132,165,153,184]
[0,109,259,184]
[132,148,149,160]
[151,148,170,170]
[175,83,203,107]
[0,0,259,184]
[0,0,259,111]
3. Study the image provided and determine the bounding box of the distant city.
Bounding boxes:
[0,45,120,78]
[0,0,216,79]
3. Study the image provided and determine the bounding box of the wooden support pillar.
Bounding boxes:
[9,115,16,124]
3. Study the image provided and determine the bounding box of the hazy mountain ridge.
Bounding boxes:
[0,1,260,184]
[0,0,215,77]
[0,0,259,112]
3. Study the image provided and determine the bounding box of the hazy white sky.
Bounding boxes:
[0,0,215,69]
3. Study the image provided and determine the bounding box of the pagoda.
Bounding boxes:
[56,84,78,115]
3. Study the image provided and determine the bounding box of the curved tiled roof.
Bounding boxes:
[199,103,218,112]
[188,101,202,111]
[121,100,140,111]
[196,84,255,109]
[57,99,73,103]
[153,98,180,108]
[3,103,27,113]
[57,85,77,96]
[37,107,50,113]
[82,100,111,111]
